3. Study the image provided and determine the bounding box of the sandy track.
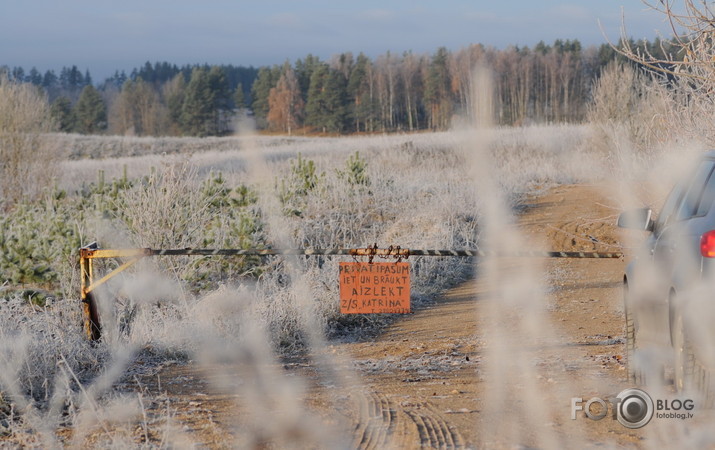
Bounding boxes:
[126,184,663,448]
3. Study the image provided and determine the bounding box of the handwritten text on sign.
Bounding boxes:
[339,262,410,314]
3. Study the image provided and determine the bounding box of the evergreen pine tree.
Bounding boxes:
[42,70,57,88]
[348,53,375,132]
[295,54,322,102]
[207,66,231,134]
[50,96,75,132]
[323,69,348,133]
[180,68,214,136]
[305,64,347,133]
[60,65,84,90]
[305,63,329,131]
[11,67,25,82]
[28,67,42,86]
[164,72,186,132]
[424,47,452,130]
[234,82,246,109]
[74,85,106,133]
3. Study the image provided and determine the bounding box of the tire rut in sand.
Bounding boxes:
[349,390,465,449]
[351,391,397,449]
[403,402,465,449]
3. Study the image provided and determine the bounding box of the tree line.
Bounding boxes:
[1,38,677,136]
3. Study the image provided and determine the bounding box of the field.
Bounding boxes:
[1,121,714,447]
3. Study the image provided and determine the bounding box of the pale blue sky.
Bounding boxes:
[1,1,667,80]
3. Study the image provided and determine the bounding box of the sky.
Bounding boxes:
[1,1,668,81]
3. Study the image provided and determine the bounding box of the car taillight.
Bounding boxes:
[701,230,715,257]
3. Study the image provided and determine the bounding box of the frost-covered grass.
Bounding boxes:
[58,124,596,193]
[1,123,653,445]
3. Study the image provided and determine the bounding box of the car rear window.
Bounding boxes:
[676,160,715,221]
[696,163,715,217]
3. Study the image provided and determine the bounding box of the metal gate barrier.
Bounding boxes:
[79,244,623,341]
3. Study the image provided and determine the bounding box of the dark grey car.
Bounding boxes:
[618,151,715,395]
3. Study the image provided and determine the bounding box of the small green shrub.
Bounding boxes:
[190,172,266,288]
[0,193,81,294]
[278,153,325,216]
[337,151,370,187]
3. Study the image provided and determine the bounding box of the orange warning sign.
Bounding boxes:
[339,262,410,314]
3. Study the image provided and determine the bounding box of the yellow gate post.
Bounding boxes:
[79,247,100,340]
[79,245,151,341]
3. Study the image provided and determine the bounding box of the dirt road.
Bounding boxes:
[127,184,676,448]
[317,183,637,448]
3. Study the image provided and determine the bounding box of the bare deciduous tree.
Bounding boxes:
[267,65,304,135]
[110,78,165,136]
[0,78,58,209]
[587,60,670,152]
[617,0,715,144]
[400,51,425,131]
